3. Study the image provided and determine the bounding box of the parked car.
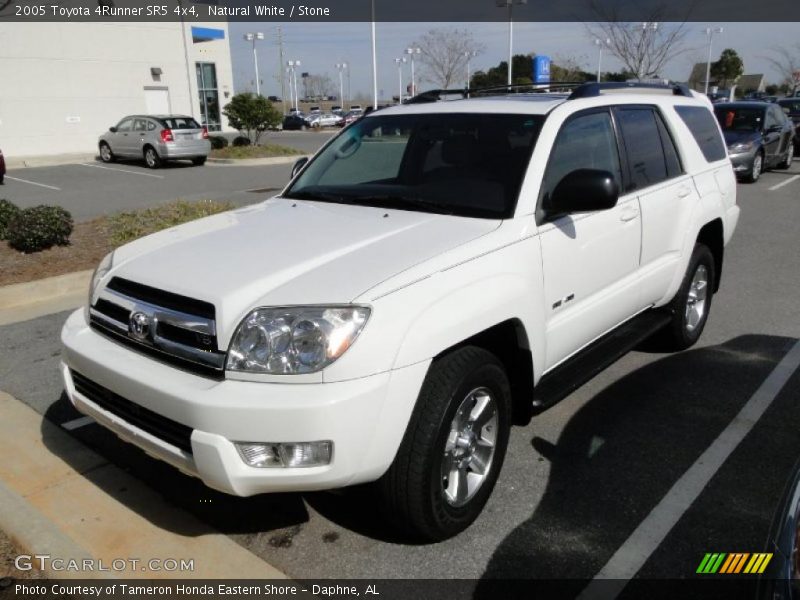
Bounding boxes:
[714,102,794,182]
[0,147,5,184]
[306,113,341,128]
[267,96,281,103]
[707,90,730,103]
[777,98,800,156]
[308,106,321,114]
[331,105,343,115]
[63,82,739,541]
[282,114,309,131]
[337,111,361,127]
[349,104,362,112]
[98,115,210,169]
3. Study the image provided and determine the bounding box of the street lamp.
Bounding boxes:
[638,22,658,80]
[464,50,477,89]
[394,57,407,104]
[703,26,724,95]
[405,47,421,97]
[287,60,301,111]
[496,0,527,87]
[244,32,265,96]
[285,67,293,111]
[593,38,610,83]
[336,62,348,107]
[370,0,378,109]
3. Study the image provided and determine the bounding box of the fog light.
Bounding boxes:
[236,441,332,468]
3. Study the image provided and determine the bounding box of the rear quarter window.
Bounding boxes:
[674,105,727,163]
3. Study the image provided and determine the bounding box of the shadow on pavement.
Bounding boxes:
[475,334,796,594]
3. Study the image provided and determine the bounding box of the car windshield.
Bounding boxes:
[714,107,765,132]
[284,112,543,219]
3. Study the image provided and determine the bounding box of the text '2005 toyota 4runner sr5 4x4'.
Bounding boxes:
[61,82,739,541]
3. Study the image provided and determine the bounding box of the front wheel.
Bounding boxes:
[378,346,512,541]
[143,146,161,169]
[744,152,762,183]
[658,244,715,351]
[99,142,115,163]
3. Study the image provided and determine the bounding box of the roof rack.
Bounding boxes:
[567,82,693,99]
[403,81,693,105]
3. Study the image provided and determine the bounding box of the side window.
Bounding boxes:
[133,119,148,132]
[616,107,667,191]
[541,110,621,203]
[765,108,779,129]
[654,111,682,179]
[674,105,727,163]
[147,120,157,131]
[116,118,133,132]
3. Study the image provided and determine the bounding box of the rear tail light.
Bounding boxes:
[160,128,174,142]
[201,127,209,139]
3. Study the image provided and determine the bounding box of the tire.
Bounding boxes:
[378,346,512,541]
[99,142,115,163]
[777,142,794,169]
[744,152,763,183]
[143,146,161,169]
[192,157,207,166]
[658,244,715,352]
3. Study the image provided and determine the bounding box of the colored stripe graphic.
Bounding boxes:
[698,553,773,574]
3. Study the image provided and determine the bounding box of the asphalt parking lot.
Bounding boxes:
[0,159,799,588]
[0,131,335,221]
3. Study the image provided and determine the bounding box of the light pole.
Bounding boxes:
[464,50,477,89]
[336,62,348,106]
[244,32,265,96]
[405,46,421,96]
[285,67,293,110]
[594,38,610,82]
[370,0,378,109]
[638,22,658,80]
[496,0,527,86]
[287,60,301,111]
[703,26,724,95]
[394,57,407,103]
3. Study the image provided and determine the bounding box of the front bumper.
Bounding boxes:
[728,148,757,174]
[60,309,428,496]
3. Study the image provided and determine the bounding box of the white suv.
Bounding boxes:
[61,83,739,540]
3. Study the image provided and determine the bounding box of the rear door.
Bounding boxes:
[132,118,149,157]
[614,105,699,306]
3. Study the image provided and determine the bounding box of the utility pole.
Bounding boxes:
[703,27,724,95]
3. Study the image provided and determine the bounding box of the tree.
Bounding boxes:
[469,54,592,89]
[303,74,336,100]
[585,5,689,80]
[710,49,744,89]
[411,27,485,89]
[764,44,800,94]
[222,93,281,145]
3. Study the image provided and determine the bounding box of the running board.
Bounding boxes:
[531,310,672,414]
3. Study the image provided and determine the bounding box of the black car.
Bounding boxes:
[282,114,308,131]
[0,147,5,184]
[714,102,795,182]
[777,98,800,156]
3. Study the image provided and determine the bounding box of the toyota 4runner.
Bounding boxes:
[61,82,739,540]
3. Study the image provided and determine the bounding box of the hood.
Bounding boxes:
[109,198,499,337]
[723,130,760,146]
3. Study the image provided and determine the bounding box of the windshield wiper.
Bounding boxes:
[284,189,351,203]
[354,194,456,215]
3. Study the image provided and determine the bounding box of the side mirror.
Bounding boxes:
[291,157,309,179]
[109,126,118,133]
[547,169,619,216]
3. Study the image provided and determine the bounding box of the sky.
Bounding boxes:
[228,21,799,101]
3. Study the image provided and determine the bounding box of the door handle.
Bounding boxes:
[620,206,639,222]
[677,186,692,198]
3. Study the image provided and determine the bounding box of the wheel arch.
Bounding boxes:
[697,218,724,292]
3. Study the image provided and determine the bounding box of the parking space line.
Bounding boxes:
[3,176,61,191]
[577,339,800,599]
[769,175,800,191]
[78,163,164,179]
[61,416,94,431]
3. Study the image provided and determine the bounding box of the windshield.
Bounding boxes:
[714,107,765,132]
[284,112,543,219]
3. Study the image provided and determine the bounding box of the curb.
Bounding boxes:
[207,155,308,167]
[0,270,93,310]
[0,391,287,579]
[5,154,97,169]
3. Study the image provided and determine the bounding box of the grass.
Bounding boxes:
[106,199,234,246]
[0,199,236,286]
[210,144,303,159]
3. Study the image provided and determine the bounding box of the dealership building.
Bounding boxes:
[0,22,235,158]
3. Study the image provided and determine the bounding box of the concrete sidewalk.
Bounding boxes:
[0,391,286,579]
[5,153,98,169]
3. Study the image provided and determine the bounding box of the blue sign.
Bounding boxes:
[533,56,551,84]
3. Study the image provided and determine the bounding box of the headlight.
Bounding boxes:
[728,141,754,153]
[86,251,114,318]
[226,306,370,374]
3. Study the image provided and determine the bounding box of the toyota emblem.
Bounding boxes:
[129,311,151,341]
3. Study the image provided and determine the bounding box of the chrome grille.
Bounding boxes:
[89,277,225,379]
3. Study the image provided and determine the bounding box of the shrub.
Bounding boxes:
[0,199,21,240]
[209,135,229,150]
[222,93,282,144]
[232,136,252,147]
[7,205,74,252]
